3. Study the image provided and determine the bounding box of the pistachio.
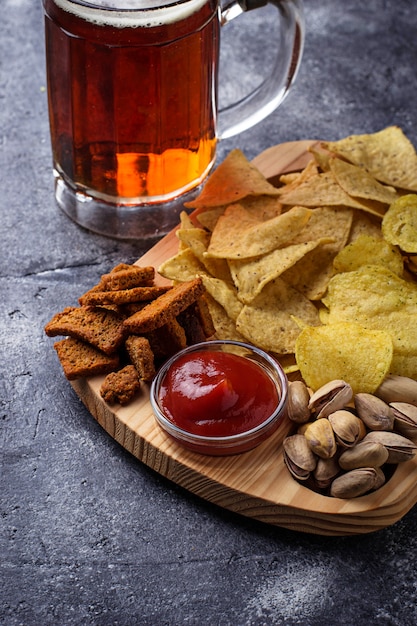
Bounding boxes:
[283,434,317,481]
[390,402,417,441]
[328,410,366,448]
[330,467,384,499]
[304,418,337,459]
[338,441,389,470]
[354,393,394,431]
[363,431,417,463]
[308,380,353,418]
[313,456,340,489]
[287,380,311,424]
[376,374,417,406]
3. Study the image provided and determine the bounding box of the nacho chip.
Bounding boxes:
[322,126,417,191]
[347,210,383,243]
[185,149,281,209]
[158,248,207,282]
[229,237,333,304]
[207,205,311,259]
[382,194,417,253]
[196,207,226,232]
[281,207,353,300]
[295,322,393,393]
[329,157,398,205]
[204,294,247,342]
[333,234,404,276]
[277,170,382,213]
[200,275,243,322]
[235,278,321,354]
[176,226,231,282]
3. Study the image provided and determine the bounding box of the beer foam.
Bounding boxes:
[53,0,209,28]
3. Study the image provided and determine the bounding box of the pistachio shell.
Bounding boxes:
[390,402,417,441]
[376,374,417,406]
[328,410,365,448]
[330,467,383,499]
[314,456,340,489]
[308,380,353,418]
[283,434,317,480]
[363,431,417,463]
[354,393,394,431]
[287,381,311,424]
[304,418,337,459]
[338,441,389,470]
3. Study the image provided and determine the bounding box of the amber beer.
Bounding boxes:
[43,0,219,203]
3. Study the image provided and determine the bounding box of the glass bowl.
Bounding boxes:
[150,340,288,456]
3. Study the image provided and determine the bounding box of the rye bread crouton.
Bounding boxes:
[124,277,204,334]
[125,336,156,382]
[54,337,120,380]
[45,306,126,355]
[101,265,155,291]
[78,285,170,306]
[100,365,141,405]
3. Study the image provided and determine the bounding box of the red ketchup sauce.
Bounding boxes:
[159,350,279,437]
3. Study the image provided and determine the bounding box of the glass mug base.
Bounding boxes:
[53,169,207,240]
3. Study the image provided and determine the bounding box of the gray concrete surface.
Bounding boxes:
[2,0,417,624]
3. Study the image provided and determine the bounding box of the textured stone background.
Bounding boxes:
[2,1,417,624]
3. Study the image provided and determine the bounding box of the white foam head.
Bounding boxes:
[53,0,209,28]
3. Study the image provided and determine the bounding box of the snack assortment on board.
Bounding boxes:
[159,125,417,389]
[44,264,215,405]
[44,126,417,498]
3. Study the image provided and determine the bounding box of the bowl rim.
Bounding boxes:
[150,339,289,445]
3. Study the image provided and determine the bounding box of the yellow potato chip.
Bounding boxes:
[281,207,353,300]
[382,194,417,253]
[322,126,417,191]
[322,265,417,318]
[295,322,393,393]
[333,234,404,276]
[185,149,281,209]
[329,157,398,205]
[235,278,321,354]
[229,237,333,304]
[391,354,417,380]
[206,205,312,259]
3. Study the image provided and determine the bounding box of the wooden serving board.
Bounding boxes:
[71,141,417,536]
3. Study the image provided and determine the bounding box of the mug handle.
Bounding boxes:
[218,0,305,139]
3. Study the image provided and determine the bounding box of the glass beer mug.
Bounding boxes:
[42,0,304,239]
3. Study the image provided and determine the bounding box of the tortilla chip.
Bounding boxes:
[176,226,231,282]
[206,205,311,259]
[200,275,243,322]
[281,207,353,300]
[158,248,207,282]
[185,149,281,209]
[322,126,417,191]
[329,157,398,205]
[229,237,333,304]
[235,278,321,354]
[277,170,382,213]
[204,294,247,342]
